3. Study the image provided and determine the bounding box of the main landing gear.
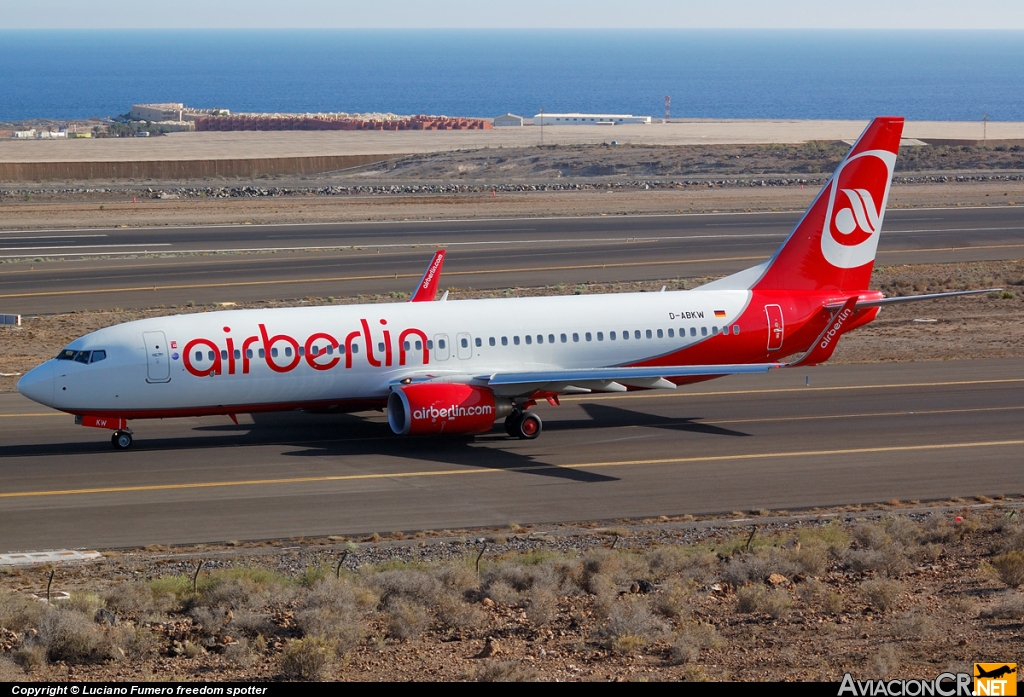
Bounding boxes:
[111,430,133,450]
[504,410,542,440]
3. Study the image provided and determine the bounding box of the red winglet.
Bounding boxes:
[789,296,860,367]
[410,250,446,302]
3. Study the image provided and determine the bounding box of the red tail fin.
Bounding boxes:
[751,117,904,292]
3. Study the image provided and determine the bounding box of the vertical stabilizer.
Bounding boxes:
[702,117,904,293]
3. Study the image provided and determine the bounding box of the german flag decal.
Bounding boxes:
[714,310,727,318]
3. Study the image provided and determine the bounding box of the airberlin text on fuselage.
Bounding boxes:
[181,318,429,378]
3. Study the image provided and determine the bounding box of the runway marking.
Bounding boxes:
[2,438,1022,499]
[566,377,1024,401]
[706,404,1024,425]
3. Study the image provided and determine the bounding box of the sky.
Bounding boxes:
[2,0,1024,30]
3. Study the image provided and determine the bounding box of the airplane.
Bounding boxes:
[16,116,997,449]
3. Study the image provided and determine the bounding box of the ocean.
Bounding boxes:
[1,29,1023,122]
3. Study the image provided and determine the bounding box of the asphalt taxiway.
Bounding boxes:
[1,359,1021,551]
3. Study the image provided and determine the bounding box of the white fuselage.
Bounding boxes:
[23,289,754,416]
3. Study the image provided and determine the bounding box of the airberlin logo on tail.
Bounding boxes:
[821,150,896,269]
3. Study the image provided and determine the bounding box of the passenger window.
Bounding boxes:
[646,329,653,339]
[501,336,508,346]
[573,333,579,342]
[462,337,469,348]
[560,333,567,343]
[712,327,719,335]
[259,348,266,358]
[271,348,278,358]
[234,349,241,359]
[90,350,106,363]
[597,332,604,341]
[585,332,592,341]
[284,347,293,357]
[513,336,520,345]
[438,339,446,349]
[657,329,664,338]
[75,351,91,363]
[610,331,616,340]
[548,334,555,344]
[338,344,347,354]
[209,351,217,361]
[733,325,740,335]
[668,328,674,338]
[634,330,641,339]
[195,351,203,362]
[415,341,423,350]
[246,349,253,359]
[351,344,359,354]
[489,337,496,346]
[327,346,334,355]
[701,327,707,336]
[298,347,305,356]
[378,342,385,353]
[690,327,696,337]
[536,335,543,344]
[622,331,629,340]
[475,337,482,347]
[427,340,434,349]
[525,335,532,345]
[220,350,228,360]
[403,341,410,351]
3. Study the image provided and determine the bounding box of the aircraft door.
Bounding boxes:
[456,333,472,360]
[143,331,171,383]
[765,304,784,352]
[434,334,450,361]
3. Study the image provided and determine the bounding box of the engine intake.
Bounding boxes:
[388,383,512,436]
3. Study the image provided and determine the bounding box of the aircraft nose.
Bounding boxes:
[17,362,55,407]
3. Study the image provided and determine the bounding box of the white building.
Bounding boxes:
[493,113,525,127]
[130,103,184,122]
[533,113,651,126]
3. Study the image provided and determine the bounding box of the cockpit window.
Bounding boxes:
[55,349,106,363]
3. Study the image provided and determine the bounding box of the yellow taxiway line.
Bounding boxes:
[2,438,1022,500]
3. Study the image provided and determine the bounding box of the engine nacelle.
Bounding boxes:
[387,383,512,436]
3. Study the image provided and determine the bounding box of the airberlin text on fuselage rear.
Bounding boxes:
[181,318,428,377]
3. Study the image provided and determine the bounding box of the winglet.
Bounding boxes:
[410,250,446,302]
[788,296,859,367]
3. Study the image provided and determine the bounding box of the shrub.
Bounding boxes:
[860,579,903,613]
[384,597,430,641]
[473,660,538,682]
[37,609,116,664]
[991,550,1024,588]
[891,611,937,640]
[601,597,668,654]
[668,623,725,665]
[736,585,792,619]
[10,646,46,674]
[0,591,46,632]
[279,637,334,680]
[980,593,1024,619]
[866,644,902,678]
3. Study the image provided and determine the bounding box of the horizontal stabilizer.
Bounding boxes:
[828,288,1002,310]
[788,297,859,367]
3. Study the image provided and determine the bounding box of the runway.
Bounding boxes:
[1,358,1022,551]
[1,205,1022,314]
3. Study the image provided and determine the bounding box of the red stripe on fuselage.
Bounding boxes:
[64,397,388,421]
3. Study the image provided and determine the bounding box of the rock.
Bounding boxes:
[474,637,500,658]
[767,573,789,586]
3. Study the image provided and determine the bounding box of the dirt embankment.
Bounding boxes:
[1,502,1022,682]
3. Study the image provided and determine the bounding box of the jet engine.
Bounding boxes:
[387,383,513,436]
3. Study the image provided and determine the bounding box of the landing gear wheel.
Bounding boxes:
[111,431,133,450]
[504,412,522,437]
[516,412,542,440]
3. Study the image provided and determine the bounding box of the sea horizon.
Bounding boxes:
[2,29,1023,123]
